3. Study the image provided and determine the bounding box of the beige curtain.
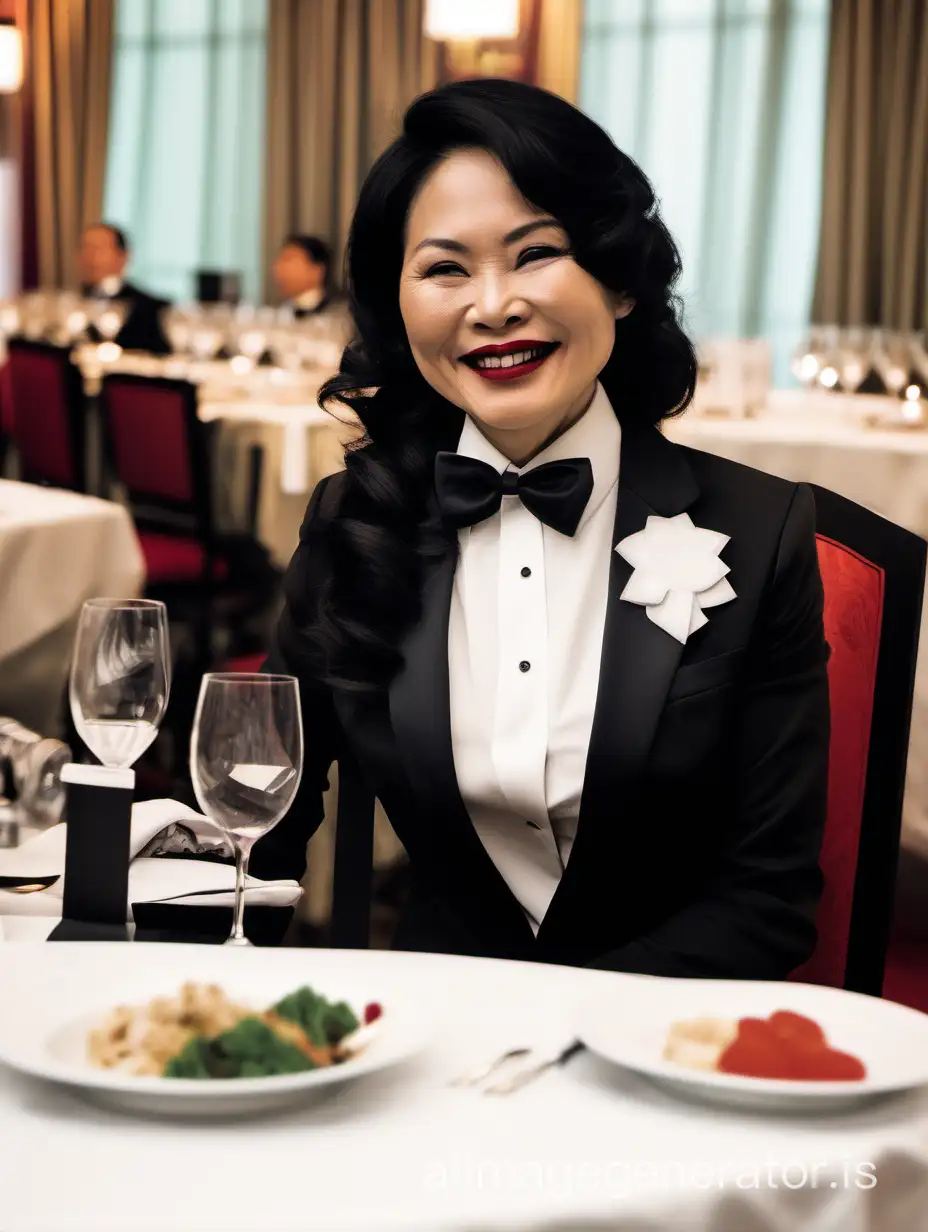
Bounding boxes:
[25,0,114,288]
[536,0,583,103]
[813,0,928,329]
[263,0,439,297]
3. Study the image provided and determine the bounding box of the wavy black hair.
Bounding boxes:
[293,78,696,692]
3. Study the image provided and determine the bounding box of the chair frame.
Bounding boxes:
[810,484,926,995]
[6,337,88,492]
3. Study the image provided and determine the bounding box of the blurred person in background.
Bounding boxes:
[78,223,171,354]
[272,234,335,317]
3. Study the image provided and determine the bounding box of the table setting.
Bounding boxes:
[1,942,928,1231]
[0,597,303,943]
[0,607,926,1228]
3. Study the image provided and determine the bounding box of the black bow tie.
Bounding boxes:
[434,451,594,537]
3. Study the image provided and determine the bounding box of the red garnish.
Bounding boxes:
[717,1011,866,1082]
[363,1002,382,1024]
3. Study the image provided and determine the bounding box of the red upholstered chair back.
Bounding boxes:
[0,359,13,434]
[100,373,213,536]
[791,487,925,995]
[6,339,86,490]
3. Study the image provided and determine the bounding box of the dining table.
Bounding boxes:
[0,480,145,736]
[0,936,926,1232]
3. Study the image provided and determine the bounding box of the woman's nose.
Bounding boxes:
[468,275,528,332]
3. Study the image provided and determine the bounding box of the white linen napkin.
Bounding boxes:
[0,798,302,920]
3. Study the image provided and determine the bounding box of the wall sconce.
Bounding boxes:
[425,0,520,76]
[0,20,23,94]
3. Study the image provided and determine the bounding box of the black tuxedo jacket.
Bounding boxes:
[260,423,830,979]
[84,280,171,355]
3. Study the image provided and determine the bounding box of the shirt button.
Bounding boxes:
[519,660,531,673]
[521,566,531,578]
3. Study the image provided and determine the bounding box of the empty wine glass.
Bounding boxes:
[791,327,825,388]
[190,673,303,946]
[70,599,170,770]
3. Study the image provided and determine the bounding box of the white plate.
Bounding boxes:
[577,977,928,1112]
[0,942,430,1116]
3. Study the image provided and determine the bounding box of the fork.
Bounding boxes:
[483,1040,586,1095]
[448,1047,532,1087]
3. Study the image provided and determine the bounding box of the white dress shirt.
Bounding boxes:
[94,275,125,298]
[448,383,622,932]
[292,287,325,312]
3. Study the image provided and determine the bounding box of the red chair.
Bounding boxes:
[790,485,926,995]
[100,372,270,662]
[0,358,12,473]
[6,339,87,490]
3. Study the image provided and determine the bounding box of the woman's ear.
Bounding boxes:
[614,295,635,320]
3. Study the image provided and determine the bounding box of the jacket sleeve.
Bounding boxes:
[249,476,341,883]
[588,483,830,979]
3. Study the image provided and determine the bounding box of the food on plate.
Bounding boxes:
[87,982,382,1079]
[664,1010,866,1082]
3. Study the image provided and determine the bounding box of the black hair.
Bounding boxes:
[292,78,696,692]
[92,223,130,252]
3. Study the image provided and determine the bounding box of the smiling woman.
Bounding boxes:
[399,151,631,464]
[262,79,830,984]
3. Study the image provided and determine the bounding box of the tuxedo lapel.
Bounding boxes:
[388,528,536,949]
[537,425,700,943]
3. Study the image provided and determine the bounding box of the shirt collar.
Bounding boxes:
[95,275,124,298]
[455,381,621,531]
[293,288,325,311]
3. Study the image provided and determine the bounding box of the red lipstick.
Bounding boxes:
[459,339,560,383]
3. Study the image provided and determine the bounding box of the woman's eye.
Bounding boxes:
[423,261,467,278]
[517,245,565,267]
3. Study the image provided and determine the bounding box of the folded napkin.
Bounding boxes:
[0,799,302,920]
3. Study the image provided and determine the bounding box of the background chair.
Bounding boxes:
[5,339,87,491]
[791,485,926,995]
[100,372,278,782]
[0,359,12,475]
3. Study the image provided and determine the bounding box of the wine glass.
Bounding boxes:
[189,673,303,946]
[69,599,171,770]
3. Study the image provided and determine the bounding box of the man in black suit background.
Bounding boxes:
[78,223,171,355]
[271,235,334,318]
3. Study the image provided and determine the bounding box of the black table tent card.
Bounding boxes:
[48,764,134,942]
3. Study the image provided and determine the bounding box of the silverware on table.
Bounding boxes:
[484,1040,586,1094]
[449,1047,532,1087]
[451,1040,586,1094]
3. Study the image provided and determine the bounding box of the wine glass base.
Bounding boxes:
[223,935,253,947]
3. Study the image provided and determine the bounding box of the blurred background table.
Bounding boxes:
[0,480,144,735]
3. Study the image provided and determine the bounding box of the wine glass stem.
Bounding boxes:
[232,846,250,943]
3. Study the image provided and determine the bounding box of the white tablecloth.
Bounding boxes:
[0,481,145,734]
[0,943,925,1232]
[664,394,928,863]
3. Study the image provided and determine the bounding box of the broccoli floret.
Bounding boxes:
[273,986,359,1046]
[163,1017,316,1079]
[164,1037,215,1079]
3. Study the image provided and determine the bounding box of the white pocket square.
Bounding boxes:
[615,512,736,643]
